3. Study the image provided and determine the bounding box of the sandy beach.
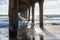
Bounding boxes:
[44,24,60,40]
[17,21,60,40]
[0,23,60,40]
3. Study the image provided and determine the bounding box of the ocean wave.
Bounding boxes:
[0,15,60,28]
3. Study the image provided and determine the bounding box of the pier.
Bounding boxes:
[9,0,44,40]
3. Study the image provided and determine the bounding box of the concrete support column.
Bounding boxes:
[39,2,43,29]
[39,1,44,40]
[9,0,18,40]
[32,4,35,22]
[27,7,30,21]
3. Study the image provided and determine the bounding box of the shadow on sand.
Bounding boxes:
[42,27,60,40]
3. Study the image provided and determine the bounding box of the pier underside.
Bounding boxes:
[9,0,44,40]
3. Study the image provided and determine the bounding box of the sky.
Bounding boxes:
[0,0,8,15]
[0,0,60,15]
[44,0,60,15]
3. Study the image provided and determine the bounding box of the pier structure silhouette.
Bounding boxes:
[9,0,44,40]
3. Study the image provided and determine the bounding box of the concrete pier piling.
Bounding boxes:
[32,4,35,23]
[39,1,44,30]
[9,0,18,40]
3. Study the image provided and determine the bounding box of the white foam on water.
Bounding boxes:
[0,28,9,40]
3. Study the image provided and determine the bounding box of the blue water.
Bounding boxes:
[0,15,9,28]
[0,15,29,28]
[0,15,9,40]
[0,15,60,28]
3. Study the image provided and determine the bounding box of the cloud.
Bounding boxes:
[0,0,7,5]
[0,7,8,15]
[45,0,57,2]
[43,0,60,15]
[0,0,9,15]
[0,0,8,7]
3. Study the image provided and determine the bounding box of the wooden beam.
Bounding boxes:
[9,0,18,40]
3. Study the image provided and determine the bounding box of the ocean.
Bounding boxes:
[0,15,60,40]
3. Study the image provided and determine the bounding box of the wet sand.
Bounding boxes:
[44,24,60,40]
[0,22,60,40]
[17,21,60,40]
